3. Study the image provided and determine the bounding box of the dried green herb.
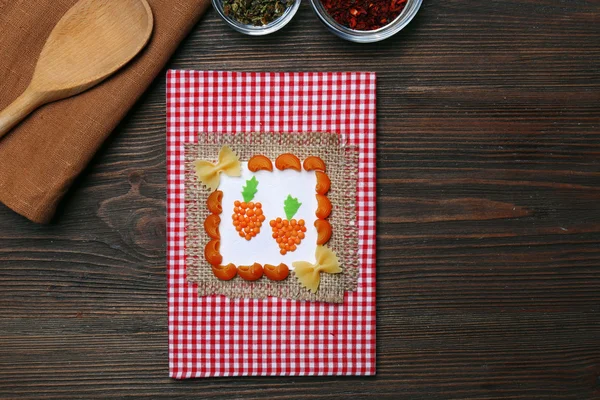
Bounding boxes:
[223,0,294,26]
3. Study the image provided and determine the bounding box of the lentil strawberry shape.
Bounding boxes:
[269,195,307,255]
[232,176,266,241]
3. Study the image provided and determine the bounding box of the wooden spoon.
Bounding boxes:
[0,0,154,139]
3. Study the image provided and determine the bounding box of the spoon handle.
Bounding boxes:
[0,88,46,139]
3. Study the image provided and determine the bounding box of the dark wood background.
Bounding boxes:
[1,0,599,398]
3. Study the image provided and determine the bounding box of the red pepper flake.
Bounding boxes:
[323,0,407,31]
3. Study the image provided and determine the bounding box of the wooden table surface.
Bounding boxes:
[1,1,599,399]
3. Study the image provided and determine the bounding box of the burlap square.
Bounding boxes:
[185,132,359,303]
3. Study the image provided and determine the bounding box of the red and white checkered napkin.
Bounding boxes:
[167,71,376,378]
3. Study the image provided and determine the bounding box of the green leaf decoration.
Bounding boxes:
[241,176,258,203]
[283,195,302,220]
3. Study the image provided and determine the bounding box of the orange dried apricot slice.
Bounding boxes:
[315,194,332,219]
[303,156,326,172]
[204,239,223,265]
[263,263,290,281]
[207,190,223,214]
[204,214,221,239]
[232,200,264,240]
[315,171,331,194]
[248,155,273,172]
[237,263,263,281]
[212,263,237,281]
[275,153,301,171]
[314,219,332,245]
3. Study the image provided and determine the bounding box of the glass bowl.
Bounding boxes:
[212,0,301,36]
[309,0,422,43]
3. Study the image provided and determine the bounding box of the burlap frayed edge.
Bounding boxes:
[184,132,359,303]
